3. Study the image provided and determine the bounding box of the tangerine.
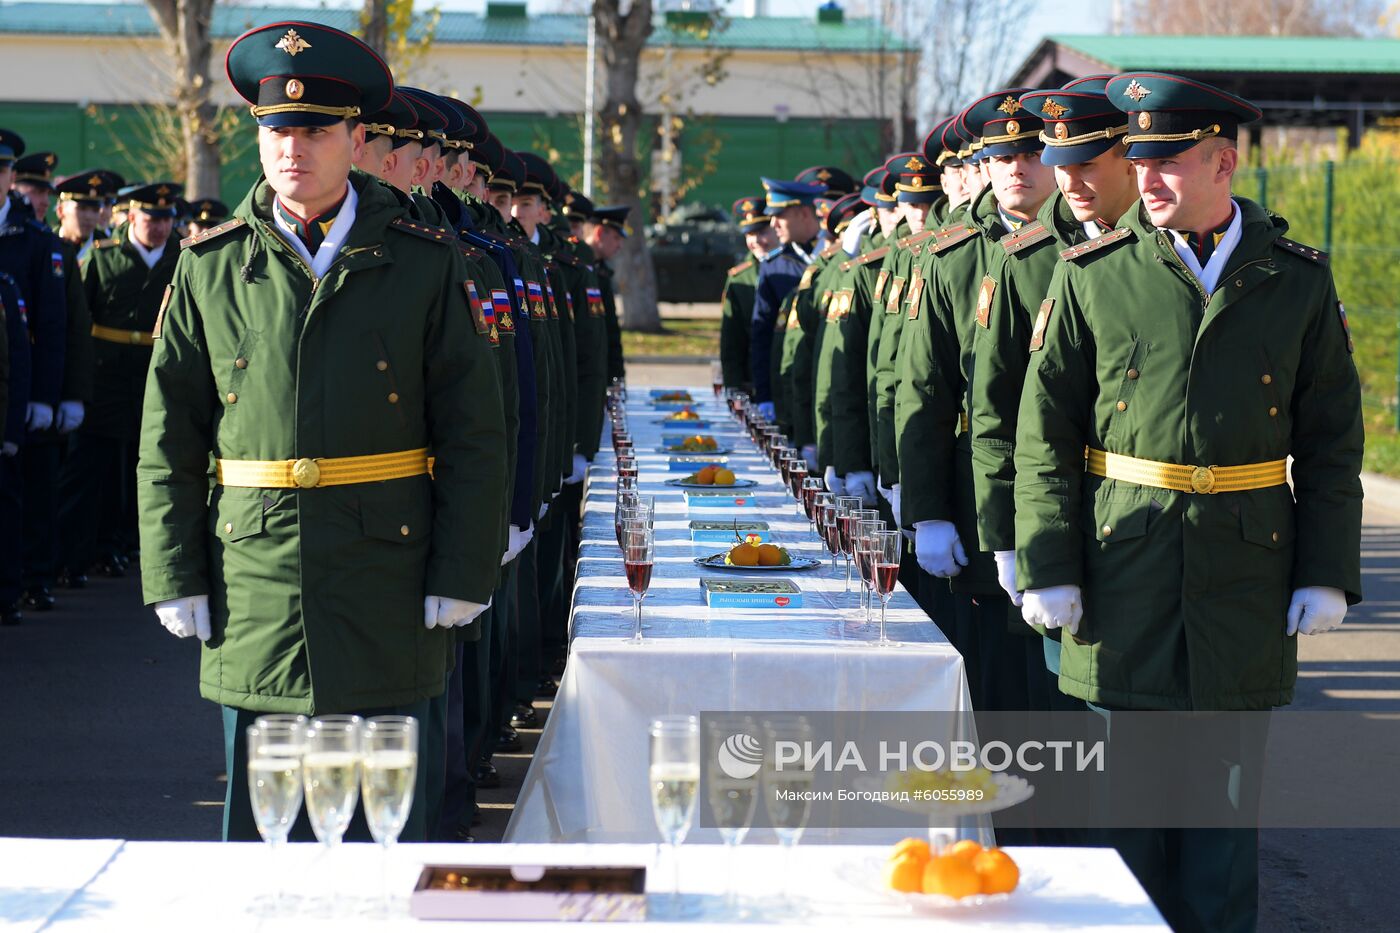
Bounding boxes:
[943,839,983,864]
[972,848,1019,895]
[712,468,736,486]
[921,854,982,899]
[884,854,925,893]
[891,837,932,863]
[695,465,718,485]
[728,543,760,566]
[756,544,785,566]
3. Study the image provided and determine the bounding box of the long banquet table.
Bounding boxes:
[0,838,1169,930]
[506,389,973,845]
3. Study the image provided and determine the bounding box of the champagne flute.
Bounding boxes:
[778,453,797,491]
[788,460,809,515]
[303,715,363,913]
[855,518,885,622]
[710,361,724,398]
[246,721,306,915]
[362,716,418,918]
[615,491,640,547]
[623,520,654,644]
[835,496,863,592]
[617,454,638,482]
[801,478,825,531]
[649,716,700,918]
[706,715,759,918]
[617,505,650,549]
[872,530,902,647]
[818,496,842,571]
[762,715,814,912]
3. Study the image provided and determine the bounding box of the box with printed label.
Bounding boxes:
[701,579,802,609]
[689,520,769,543]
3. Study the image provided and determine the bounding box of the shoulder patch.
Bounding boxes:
[1337,301,1354,354]
[821,242,842,259]
[92,237,122,250]
[727,259,754,277]
[898,230,934,249]
[926,223,978,256]
[999,221,1053,255]
[856,245,891,267]
[179,218,246,250]
[1275,236,1327,265]
[1059,226,1133,263]
[390,217,455,244]
[152,285,172,339]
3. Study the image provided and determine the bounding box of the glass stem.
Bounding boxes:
[844,554,851,593]
[380,841,391,916]
[632,595,643,643]
[670,840,681,906]
[725,840,737,912]
[879,597,888,645]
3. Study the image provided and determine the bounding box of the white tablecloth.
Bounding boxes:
[507,393,971,844]
[17,839,1167,930]
[0,837,125,933]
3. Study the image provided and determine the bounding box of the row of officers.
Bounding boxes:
[1,21,626,847]
[719,72,1361,933]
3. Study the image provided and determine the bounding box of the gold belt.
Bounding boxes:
[92,324,154,347]
[1085,448,1287,495]
[216,448,431,489]
[957,412,969,434]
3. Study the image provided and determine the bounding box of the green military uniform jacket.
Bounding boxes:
[818,229,884,476]
[782,244,836,451]
[56,235,94,408]
[137,172,507,714]
[84,231,180,440]
[1013,197,1363,710]
[540,223,608,460]
[807,243,855,464]
[970,192,1088,553]
[719,257,758,393]
[868,221,913,487]
[896,188,1009,594]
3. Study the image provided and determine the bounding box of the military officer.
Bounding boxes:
[186,198,231,237]
[138,22,507,842]
[582,204,628,381]
[11,151,57,222]
[969,77,1136,711]
[718,195,776,396]
[55,172,113,261]
[895,88,1056,711]
[0,128,67,626]
[1013,73,1361,930]
[1,271,27,610]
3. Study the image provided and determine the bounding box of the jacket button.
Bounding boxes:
[235,357,248,369]
[388,392,400,404]
[1102,525,1113,537]
[1269,406,1278,417]
[1126,368,1139,380]
[1235,279,1244,287]
[1261,374,1272,385]
[226,392,237,404]
[1272,531,1280,543]
[224,522,233,534]
[1116,400,1127,412]
[400,524,410,536]
[377,360,388,372]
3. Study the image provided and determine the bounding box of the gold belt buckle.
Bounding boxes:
[292,458,322,489]
[1189,465,1216,495]
[128,331,144,345]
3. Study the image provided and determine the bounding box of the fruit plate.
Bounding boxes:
[851,772,1035,818]
[657,446,733,455]
[693,553,824,571]
[849,857,1049,913]
[663,478,758,489]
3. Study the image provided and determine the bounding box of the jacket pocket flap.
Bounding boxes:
[212,493,266,543]
[1241,495,1296,550]
[1086,489,1152,543]
[360,489,430,543]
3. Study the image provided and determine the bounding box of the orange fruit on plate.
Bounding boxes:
[891,838,932,863]
[712,468,736,486]
[756,544,785,566]
[921,854,982,899]
[943,839,983,864]
[728,543,760,566]
[695,465,718,485]
[972,848,1019,895]
[884,854,925,893]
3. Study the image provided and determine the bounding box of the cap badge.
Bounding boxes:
[1137,111,1153,130]
[1006,119,1020,136]
[285,79,305,100]
[1054,121,1069,140]
[1040,98,1068,119]
[997,96,1023,115]
[911,175,923,187]
[156,185,171,196]
[275,28,312,57]
[1124,79,1151,102]
[86,174,103,187]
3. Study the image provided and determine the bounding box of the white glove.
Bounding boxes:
[801,444,819,471]
[56,400,85,434]
[1021,585,1082,635]
[841,209,875,255]
[1286,586,1347,636]
[26,402,54,432]
[538,502,549,520]
[757,401,776,420]
[993,550,1022,607]
[1,441,16,457]
[823,465,845,495]
[424,595,491,629]
[501,523,534,566]
[844,471,877,508]
[891,484,913,540]
[565,453,589,485]
[913,520,967,578]
[877,483,893,504]
[155,595,211,640]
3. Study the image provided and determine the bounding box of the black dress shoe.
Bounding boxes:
[511,705,541,729]
[452,826,475,843]
[56,570,87,590]
[497,727,522,752]
[536,677,558,698]
[98,554,126,578]
[22,586,55,612]
[475,762,501,789]
[1,603,22,626]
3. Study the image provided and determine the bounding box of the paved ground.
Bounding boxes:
[2,361,1395,929]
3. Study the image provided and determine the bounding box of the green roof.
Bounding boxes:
[0,2,911,53]
[1047,34,1400,74]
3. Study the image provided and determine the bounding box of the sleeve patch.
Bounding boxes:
[976,275,996,329]
[903,271,924,315]
[1029,298,1053,352]
[873,269,889,303]
[492,288,515,333]
[1338,301,1354,353]
[464,280,499,345]
[885,276,906,314]
[153,285,172,339]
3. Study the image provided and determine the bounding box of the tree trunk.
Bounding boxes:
[361,0,390,57]
[594,0,662,333]
[146,0,220,199]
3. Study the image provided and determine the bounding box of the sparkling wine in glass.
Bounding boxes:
[623,521,655,644]
[710,361,725,398]
[873,530,902,647]
[617,455,638,482]
[246,721,306,914]
[303,715,362,913]
[802,478,825,529]
[855,518,885,623]
[818,496,842,571]
[650,716,700,918]
[788,462,809,514]
[835,497,863,592]
[362,716,418,917]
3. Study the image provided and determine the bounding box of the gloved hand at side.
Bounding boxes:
[1286,586,1347,636]
[993,550,1022,607]
[1021,585,1082,635]
[823,466,846,496]
[156,595,211,640]
[565,453,589,485]
[913,520,967,577]
[844,471,877,507]
[424,596,491,629]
